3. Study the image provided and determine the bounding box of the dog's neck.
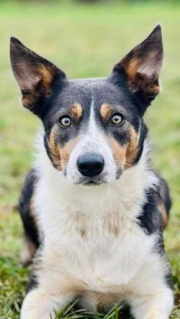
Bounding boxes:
[36,134,157,219]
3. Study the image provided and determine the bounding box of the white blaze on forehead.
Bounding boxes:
[88,96,99,135]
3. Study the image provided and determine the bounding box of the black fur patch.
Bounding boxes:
[133,121,148,165]
[165,271,173,290]
[156,174,172,218]
[19,169,40,248]
[26,268,38,294]
[26,248,44,294]
[137,188,162,235]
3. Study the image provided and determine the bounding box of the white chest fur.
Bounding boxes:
[34,137,158,293]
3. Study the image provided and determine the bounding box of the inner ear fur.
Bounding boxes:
[111,25,163,113]
[10,37,67,116]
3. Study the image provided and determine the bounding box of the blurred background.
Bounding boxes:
[0,0,180,318]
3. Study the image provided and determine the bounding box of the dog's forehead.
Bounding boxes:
[55,78,134,111]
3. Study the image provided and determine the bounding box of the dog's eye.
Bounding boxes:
[111,114,123,125]
[59,116,71,127]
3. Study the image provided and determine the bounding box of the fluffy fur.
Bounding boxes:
[10,25,174,319]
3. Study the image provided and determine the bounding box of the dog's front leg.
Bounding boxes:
[131,288,174,319]
[21,289,73,319]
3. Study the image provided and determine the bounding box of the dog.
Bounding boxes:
[10,25,174,319]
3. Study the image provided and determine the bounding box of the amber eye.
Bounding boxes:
[111,114,123,125]
[59,116,71,127]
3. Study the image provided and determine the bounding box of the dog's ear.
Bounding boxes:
[110,25,163,115]
[10,37,67,117]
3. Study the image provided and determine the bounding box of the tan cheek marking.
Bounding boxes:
[69,103,83,119]
[158,202,168,230]
[49,126,82,171]
[59,135,82,170]
[100,103,114,121]
[109,138,127,168]
[125,126,140,169]
[108,126,139,170]
[48,127,62,170]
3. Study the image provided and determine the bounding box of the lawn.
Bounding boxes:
[0,1,180,318]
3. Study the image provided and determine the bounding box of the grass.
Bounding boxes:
[0,1,180,318]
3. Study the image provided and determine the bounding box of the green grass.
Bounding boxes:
[0,1,180,318]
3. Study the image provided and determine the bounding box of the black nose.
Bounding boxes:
[77,154,104,177]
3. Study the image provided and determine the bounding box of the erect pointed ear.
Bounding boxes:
[10,37,67,117]
[110,25,163,115]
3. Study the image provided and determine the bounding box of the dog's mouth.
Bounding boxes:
[83,180,104,186]
[65,168,123,186]
[79,178,106,186]
[65,168,123,185]
[72,175,107,186]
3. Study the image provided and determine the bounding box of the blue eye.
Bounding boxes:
[59,116,71,127]
[111,114,123,125]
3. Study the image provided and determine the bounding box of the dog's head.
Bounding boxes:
[10,25,163,185]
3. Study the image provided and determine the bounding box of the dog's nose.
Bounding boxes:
[77,154,104,177]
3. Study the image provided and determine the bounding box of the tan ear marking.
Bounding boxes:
[38,65,58,90]
[22,94,36,108]
[123,58,142,84]
[10,37,67,114]
[111,26,163,112]
[146,84,160,95]
[123,57,161,95]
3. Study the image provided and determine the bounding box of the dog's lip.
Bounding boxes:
[76,176,106,186]
[83,180,102,186]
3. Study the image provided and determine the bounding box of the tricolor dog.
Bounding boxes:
[10,25,174,319]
